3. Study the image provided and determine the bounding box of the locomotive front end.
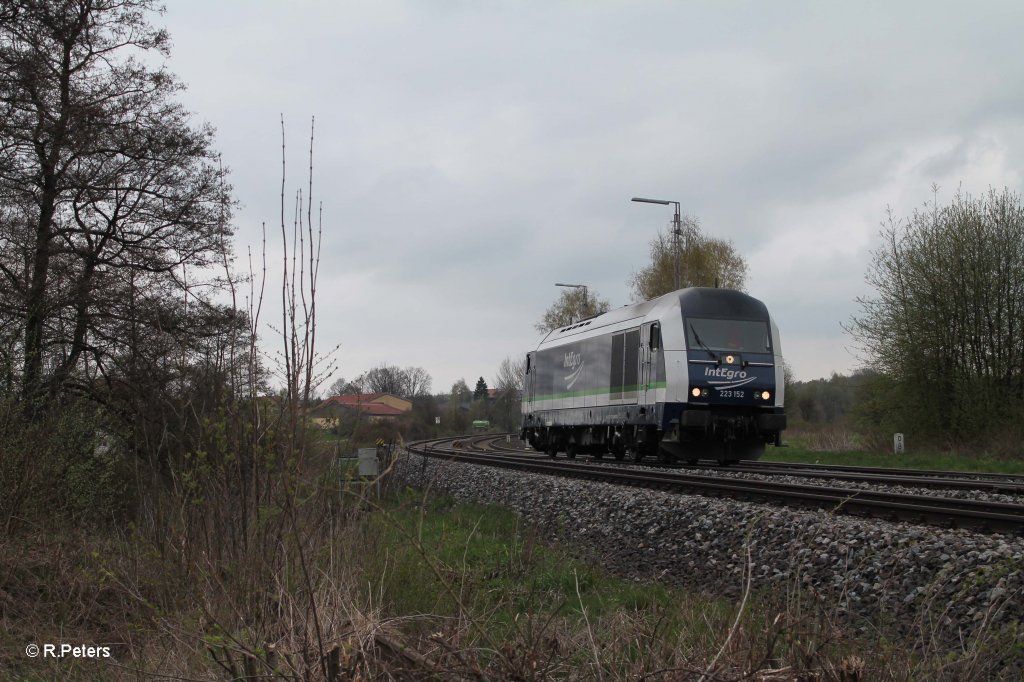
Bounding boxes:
[662,290,786,463]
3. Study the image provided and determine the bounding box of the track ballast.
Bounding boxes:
[406,434,1024,535]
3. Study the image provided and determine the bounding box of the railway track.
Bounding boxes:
[407,435,1024,535]
[472,434,1024,494]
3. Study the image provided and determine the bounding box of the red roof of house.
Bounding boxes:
[317,394,404,417]
[328,393,389,406]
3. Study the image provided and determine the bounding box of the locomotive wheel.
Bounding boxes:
[566,442,577,459]
[613,448,625,461]
[592,450,603,460]
[546,441,557,458]
[631,448,644,463]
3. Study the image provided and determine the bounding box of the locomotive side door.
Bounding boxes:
[640,322,659,407]
[525,352,535,406]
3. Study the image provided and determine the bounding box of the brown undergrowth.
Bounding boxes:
[5,471,1020,680]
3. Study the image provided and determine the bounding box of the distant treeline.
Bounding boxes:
[787,372,865,427]
[788,361,1024,454]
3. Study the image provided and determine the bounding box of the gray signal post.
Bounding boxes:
[555,282,588,323]
[632,197,684,289]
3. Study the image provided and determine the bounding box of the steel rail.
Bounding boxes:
[705,463,1024,494]
[407,437,1024,535]
[474,434,1024,494]
[731,459,1024,484]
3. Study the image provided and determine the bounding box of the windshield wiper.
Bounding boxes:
[688,324,718,361]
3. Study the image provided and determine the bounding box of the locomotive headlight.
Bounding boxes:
[725,354,735,364]
[761,390,771,401]
[691,387,701,398]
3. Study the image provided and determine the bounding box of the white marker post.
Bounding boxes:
[357,447,380,498]
[893,433,905,455]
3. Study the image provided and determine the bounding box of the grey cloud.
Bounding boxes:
[161,1,1024,386]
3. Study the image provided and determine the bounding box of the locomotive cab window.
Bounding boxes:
[649,323,661,350]
[685,318,771,353]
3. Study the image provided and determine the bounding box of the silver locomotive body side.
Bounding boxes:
[521,287,786,463]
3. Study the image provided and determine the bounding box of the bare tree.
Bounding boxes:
[495,355,526,394]
[403,365,432,398]
[0,0,233,413]
[327,375,359,396]
[352,363,432,398]
[493,355,526,431]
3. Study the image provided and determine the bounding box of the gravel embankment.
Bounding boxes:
[393,450,1024,646]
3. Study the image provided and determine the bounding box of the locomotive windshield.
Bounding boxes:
[685,318,771,353]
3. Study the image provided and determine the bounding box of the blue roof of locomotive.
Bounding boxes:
[677,287,770,320]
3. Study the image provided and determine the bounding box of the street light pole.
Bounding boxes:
[631,197,684,290]
[555,282,588,323]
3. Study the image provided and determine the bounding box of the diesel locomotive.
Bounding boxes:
[520,287,786,464]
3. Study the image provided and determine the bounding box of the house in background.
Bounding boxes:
[310,393,412,427]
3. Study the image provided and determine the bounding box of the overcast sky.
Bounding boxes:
[161,1,1024,393]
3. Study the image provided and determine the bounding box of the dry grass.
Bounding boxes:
[6,473,1021,681]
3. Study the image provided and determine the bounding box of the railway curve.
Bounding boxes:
[407,435,1024,535]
